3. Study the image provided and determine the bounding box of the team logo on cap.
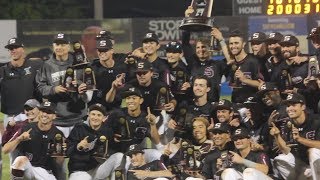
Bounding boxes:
[43,101,51,107]
[129,87,135,92]
[129,145,135,151]
[269,33,276,38]
[137,62,145,69]
[235,129,242,135]
[284,35,291,42]
[146,33,153,38]
[218,100,225,105]
[95,103,103,107]
[57,33,65,39]
[287,94,293,100]
[252,33,260,39]
[247,97,254,101]
[9,38,16,44]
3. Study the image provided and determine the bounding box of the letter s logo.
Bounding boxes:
[57,33,64,39]
[99,40,106,47]
[137,62,144,69]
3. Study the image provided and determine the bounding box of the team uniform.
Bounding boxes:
[12,122,64,180]
[230,54,263,103]
[167,61,191,104]
[127,160,168,180]
[107,108,151,153]
[0,59,42,126]
[201,141,235,179]
[67,122,123,180]
[150,57,170,84]
[222,150,271,180]
[89,57,127,110]
[182,31,229,102]
[124,79,175,114]
[273,112,320,180]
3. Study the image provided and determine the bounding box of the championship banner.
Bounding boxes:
[248,15,309,54]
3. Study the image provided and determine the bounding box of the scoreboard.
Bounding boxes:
[233,0,320,16]
[267,0,320,15]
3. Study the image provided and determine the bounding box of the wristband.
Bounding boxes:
[219,40,226,47]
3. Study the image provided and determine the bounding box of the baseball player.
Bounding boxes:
[219,127,272,180]
[9,101,65,180]
[67,103,124,180]
[270,93,320,179]
[127,144,173,180]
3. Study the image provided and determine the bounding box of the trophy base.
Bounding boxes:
[119,138,133,142]
[179,17,213,32]
[51,154,67,157]
[73,62,90,69]
[153,107,165,111]
[173,91,186,95]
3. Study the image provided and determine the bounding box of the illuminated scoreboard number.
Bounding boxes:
[267,0,320,15]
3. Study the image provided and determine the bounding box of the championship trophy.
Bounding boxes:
[83,67,97,90]
[286,121,298,151]
[119,117,132,141]
[93,135,108,160]
[308,56,319,77]
[279,69,293,91]
[215,151,233,176]
[63,67,77,92]
[229,66,242,88]
[48,133,67,157]
[180,0,214,32]
[175,107,187,132]
[172,71,187,94]
[115,169,125,180]
[180,141,197,171]
[115,155,127,180]
[154,87,170,110]
[72,41,89,68]
[71,41,97,91]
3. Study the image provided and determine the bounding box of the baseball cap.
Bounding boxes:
[256,82,278,98]
[96,38,113,51]
[232,127,250,140]
[307,27,320,39]
[121,87,143,98]
[279,35,299,47]
[210,122,231,134]
[126,144,144,156]
[24,99,40,109]
[215,99,233,111]
[282,93,306,105]
[53,33,70,44]
[142,32,159,43]
[266,32,284,43]
[5,38,24,49]
[96,30,114,40]
[88,103,107,116]
[38,101,56,114]
[165,41,182,53]
[248,32,267,43]
[135,60,153,72]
